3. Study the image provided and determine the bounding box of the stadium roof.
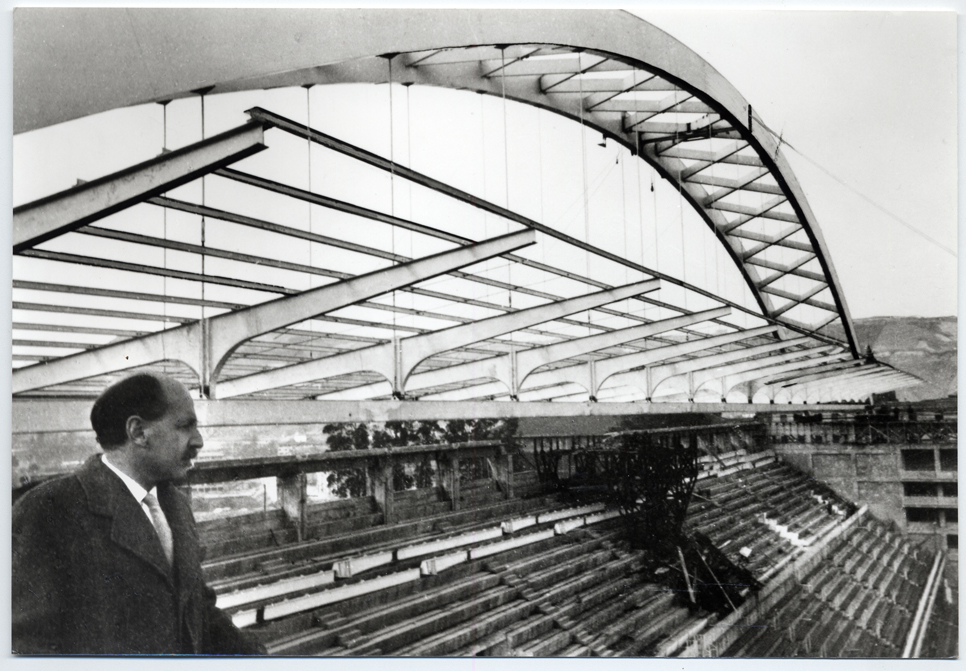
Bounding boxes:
[11,8,919,408]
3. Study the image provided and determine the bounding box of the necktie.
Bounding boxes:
[143,492,175,568]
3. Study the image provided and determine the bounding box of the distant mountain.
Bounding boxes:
[831,316,957,402]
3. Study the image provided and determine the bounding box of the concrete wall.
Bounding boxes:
[773,443,904,526]
[772,439,957,553]
[12,421,337,488]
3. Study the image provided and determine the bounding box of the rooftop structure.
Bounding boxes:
[12,9,918,415]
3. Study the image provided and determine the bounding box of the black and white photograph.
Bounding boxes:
[8,6,959,659]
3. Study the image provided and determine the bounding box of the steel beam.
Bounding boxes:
[541,72,677,93]
[208,171,736,344]
[214,278,659,399]
[152,191,630,332]
[14,10,860,354]
[761,283,835,314]
[13,229,535,395]
[13,122,266,253]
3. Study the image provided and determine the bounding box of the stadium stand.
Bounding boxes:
[198,441,950,657]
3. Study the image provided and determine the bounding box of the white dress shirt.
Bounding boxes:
[101,454,165,532]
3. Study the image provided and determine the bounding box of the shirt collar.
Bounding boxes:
[101,453,157,503]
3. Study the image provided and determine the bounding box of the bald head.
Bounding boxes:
[91,373,175,450]
[93,373,204,488]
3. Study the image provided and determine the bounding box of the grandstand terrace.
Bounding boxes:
[180,424,952,657]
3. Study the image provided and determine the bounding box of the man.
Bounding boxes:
[12,373,265,655]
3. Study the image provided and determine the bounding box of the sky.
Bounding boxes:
[635,8,958,319]
[7,6,958,329]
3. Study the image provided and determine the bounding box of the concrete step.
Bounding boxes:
[267,570,503,654]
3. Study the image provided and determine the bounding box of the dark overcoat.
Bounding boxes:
[12,455,264,655]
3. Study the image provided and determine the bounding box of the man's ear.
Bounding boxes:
[126,415,149,447]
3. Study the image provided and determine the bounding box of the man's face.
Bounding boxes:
[138,379,204,486]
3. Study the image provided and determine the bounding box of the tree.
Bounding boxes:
[322,422,370,498]
[322,418,521,496]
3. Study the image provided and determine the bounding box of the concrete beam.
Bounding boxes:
[692,345,835,394]
[805,367,897,392]
[211,230,536,397]
[772,366,883,402]
[595,343,828,401]
[790,378,887,404]
[414,307,734,401]
[790,368,903,399]
[841,377,917,401]
[13,229,535,395]
[515,324,779,402]
[11,398,868,435]
[12,323,205,396]
[514,306,730,393]
[837,375,918,401]
[322,305,727,401]
[589,324,779,397]
[725,351,854,398]
[809,373,913,403]
[214,277,658,399]
[13,122,266,253]
[645,336,813,397]
[774,362,875,388]
[400,279,660,389]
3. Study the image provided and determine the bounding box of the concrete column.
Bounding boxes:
[369,458,395,523]
[437,453,461,512]
[488,447,513,500]
[278,472,307,541]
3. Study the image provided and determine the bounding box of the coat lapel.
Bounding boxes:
[159,484,200,603]
[76,455,174,585]
[159,483,203,652]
